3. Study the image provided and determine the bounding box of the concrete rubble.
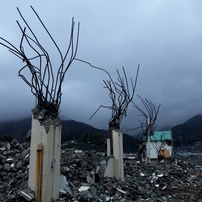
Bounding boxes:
[0,138,202,201]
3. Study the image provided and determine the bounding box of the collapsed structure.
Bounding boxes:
[0,138,202,201]
[149,130,173,159]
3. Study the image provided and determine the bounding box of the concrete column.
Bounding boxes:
[28,115,41,191]
[104,129,124,181]
[112,130,124,181]
[28,115,61,202]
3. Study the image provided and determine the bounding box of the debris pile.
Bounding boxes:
[59,150,202,202]
[0,138,32,201]
[1,138,202,201]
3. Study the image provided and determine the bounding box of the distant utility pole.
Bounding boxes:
[178,129,183,147]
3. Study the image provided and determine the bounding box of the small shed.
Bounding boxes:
[148,130,173,159]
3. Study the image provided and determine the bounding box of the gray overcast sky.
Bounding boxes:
[0,1,202,135]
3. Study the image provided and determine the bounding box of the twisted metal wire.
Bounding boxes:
[0,6,80,118]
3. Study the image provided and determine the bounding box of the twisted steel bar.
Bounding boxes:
[0,6,80,118]
[77,58,140,130]
[133,95,161,139]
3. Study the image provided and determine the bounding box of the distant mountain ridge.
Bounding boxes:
[1,114,201,151]
[172,114,202,131]
[0,117,138,152]
[171,114,202,146]
[0,118,104,142]
[0,118,31,142]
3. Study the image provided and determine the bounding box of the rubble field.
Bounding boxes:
[1,138,202,202]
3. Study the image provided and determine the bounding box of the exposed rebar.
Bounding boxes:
[0,6,80,118]
[77,59,140,130]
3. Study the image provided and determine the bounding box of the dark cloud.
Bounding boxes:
[0,1,202,134]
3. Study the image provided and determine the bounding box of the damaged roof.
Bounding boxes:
[151,130,172,141]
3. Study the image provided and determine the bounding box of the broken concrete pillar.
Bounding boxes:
[28,115,41,191]
[28,114,61,202]
[112,130,124,181]
[104,129,124,181]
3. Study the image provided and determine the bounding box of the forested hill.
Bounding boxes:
[0,117,138,152]
[172,114,202,146]
[1,114,202,150]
